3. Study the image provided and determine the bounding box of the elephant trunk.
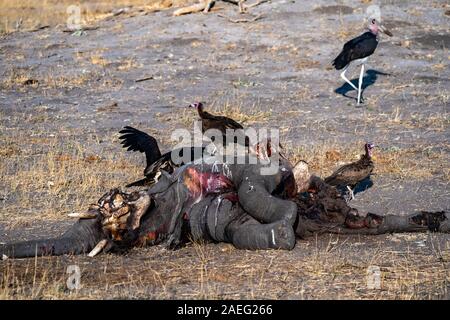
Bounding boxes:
[1,218,104,259]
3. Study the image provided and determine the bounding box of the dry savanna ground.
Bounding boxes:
[0,0,449,299]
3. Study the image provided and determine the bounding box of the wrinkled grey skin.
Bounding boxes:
[1,159,449,259]
[0,158,299,259]
[0,219,106,259]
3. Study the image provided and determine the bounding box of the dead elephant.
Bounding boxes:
[1,159,449,259]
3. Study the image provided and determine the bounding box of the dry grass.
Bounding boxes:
[1,234,448,299]
[0,95,448,299]
[0,0,449,300]
[0,0,191,33]
[156,99,273,130]
[0,67,96,90]
[286,141,449,181]
[210,101,272,125]
[0,124,141,225]
[295,58,321,70]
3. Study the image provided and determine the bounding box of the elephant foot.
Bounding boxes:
[230,220,296,250]
[270,220,296,250]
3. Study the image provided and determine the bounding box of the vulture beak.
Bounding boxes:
[379,24,393,37]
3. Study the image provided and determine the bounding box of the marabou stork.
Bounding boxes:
[333,18,392,105]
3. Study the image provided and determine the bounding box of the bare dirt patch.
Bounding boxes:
[0,0,449,299]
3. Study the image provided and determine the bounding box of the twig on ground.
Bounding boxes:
[29,25,50,32]
[245,0,269,9]
[135,76,154,83]
[174,0,269,16]
[173,1,208,16]
[62,26,99,33]
[238,0,246,13]
[217,13,264,23]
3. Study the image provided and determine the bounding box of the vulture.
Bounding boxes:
[324,142,375,200]
[119,126,204,187]
[189,102,248,147]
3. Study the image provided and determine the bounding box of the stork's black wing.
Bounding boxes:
[119,126,162,167]
[332,32,378,70]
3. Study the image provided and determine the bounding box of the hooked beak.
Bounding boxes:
[379,25,393,37]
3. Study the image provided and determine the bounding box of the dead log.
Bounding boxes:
[173,0,269,16]
[173,1,209,16]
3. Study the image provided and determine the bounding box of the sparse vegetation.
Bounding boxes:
[1,0,449,300]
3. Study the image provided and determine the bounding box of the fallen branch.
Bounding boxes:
[29,25,50,32]
[173,1,208,16]
[135,76,154,83]
[203,0,216,12]
[222,0,239,4]
[217,13,263,23]
[62,26,99,33]
[245,0,269,9]
[238,0,246,13]
[173,0,268,16]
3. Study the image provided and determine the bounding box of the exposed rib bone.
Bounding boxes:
[88,239,108,257]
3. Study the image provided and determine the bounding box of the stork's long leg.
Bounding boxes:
[340,66,358,91]
[357,64,365,105]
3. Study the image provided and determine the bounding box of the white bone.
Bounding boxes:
[88,239,108,257]
[68,211,97,219]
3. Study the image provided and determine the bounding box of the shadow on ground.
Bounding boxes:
[334,69,391,102]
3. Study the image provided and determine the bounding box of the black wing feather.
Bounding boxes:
[119,126,162,167]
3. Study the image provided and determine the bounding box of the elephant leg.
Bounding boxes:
[224,214,296,250]
[324,211,450,235]
[377,211,450,234]
[237,177,297,226]
[186,194,296,250]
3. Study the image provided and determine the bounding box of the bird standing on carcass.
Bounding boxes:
[333,18,392,105]
[189,102,249,148]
